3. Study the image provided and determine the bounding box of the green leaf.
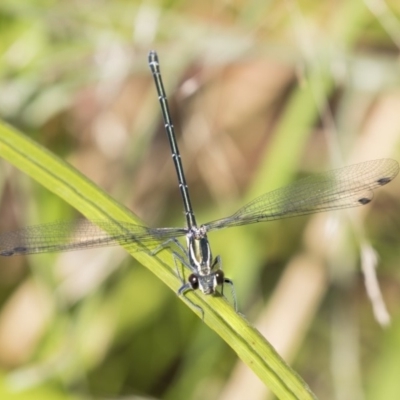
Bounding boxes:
[0,120,317,399]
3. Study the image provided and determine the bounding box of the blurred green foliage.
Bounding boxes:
[1,0,400,399]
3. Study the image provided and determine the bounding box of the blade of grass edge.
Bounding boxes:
[0,121,317,399]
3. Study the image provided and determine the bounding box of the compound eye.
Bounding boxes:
[188,274,199,290]
[215,270,225,285]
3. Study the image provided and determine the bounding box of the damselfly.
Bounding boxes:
[0,51,398,312]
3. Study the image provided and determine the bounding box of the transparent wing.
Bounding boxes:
[2,159,398,256]
[204,159,399,231]
[0,221,187,256]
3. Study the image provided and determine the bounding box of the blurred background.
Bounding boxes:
[1,0,400,399]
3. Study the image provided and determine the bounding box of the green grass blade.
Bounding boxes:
[0,120,317,399]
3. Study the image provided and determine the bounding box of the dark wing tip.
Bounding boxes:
[0,246,28,256]
[377,177,393,186]
[358,197,371,205]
